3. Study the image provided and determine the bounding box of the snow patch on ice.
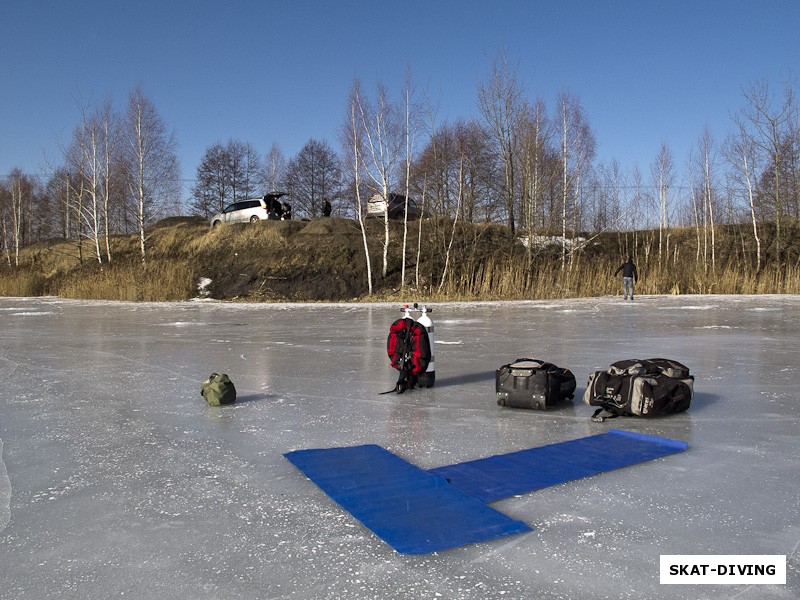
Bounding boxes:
[438,319,483,325]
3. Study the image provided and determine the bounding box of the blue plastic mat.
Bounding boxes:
[429,429,688,503]
[284,445,531,554]
[284,430,687,554]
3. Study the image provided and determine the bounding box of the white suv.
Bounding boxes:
[210,193,286,227]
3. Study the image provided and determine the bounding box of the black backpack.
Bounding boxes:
[385,317,432,393]
[583,358,693,421]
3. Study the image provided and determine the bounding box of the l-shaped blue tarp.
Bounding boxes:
[429,429,688,503]
[283,444,531,555]
[284,429,687,554]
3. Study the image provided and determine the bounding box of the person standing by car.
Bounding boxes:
[265,195,281,220]
[614,256,638,301]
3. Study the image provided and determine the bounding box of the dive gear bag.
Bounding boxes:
[386,317,432,393]
[496,359,577,410]
[583,358,693,420]
[201,373,237,406]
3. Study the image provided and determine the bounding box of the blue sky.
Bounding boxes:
[2,0,798,198]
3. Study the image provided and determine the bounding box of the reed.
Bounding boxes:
[2,216,799,302]
[52,260,195,301]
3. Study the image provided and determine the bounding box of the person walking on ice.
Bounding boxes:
[614,256,638,301]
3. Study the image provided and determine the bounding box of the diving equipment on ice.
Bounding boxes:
[385,304,434,393]
[584,358,693,420]
[201,373,237,406]
[496,359,576,410]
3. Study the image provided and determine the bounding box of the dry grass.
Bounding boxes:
[2,216,799,302]
[53,261,196,301]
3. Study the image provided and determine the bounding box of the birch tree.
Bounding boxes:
[0,179,9,266]
[351,80,404,278]
[262,142,286,192]
[696,126,718,274]
[400,72,420,289]
[556,92,595,268]
[520,98,551,262]
[342,80,373,295]
[725,117,763,271]
[124,85,180,262]
[65,102,108,264]
[651,142,674,269]
[477,50,527,233]
[740,79,796,264]
[81,111,103,263]
[99,99,119,261]
[6,169,30,266]
[438,154,464,294]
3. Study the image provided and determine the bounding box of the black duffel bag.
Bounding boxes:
[496,359,577,410]
[583,358,693,421]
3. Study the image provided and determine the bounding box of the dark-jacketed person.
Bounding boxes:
[614,257,638,301]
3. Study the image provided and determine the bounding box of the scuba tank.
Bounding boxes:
[415,305,435,388]
[384,303,436,393]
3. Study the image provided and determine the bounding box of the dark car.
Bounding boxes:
[366,193,422,219]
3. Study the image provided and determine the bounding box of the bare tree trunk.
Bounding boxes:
[727,116,764,274]
[74,168,85,264]
[523,105,553,274]
[263,143,285,192]
[353,83,402,279]
[651,143,673,271]
[689,181,702,266]
[346,83,373,295]
[125,86,180,264]
[134,109,147,262]
[1,215,10,267]
[702,128,716,274]
[102,101,115,263]
[89,127,103,264]
[415,177,427,290]
[741,80,795,267]
[11,178,22,266]
[401,75,415,290]
[477,50,526,234]
[742,143,762,272]
[561,102,568,270]
[438,156,463,294]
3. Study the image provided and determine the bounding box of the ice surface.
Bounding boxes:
[0,295,798,599]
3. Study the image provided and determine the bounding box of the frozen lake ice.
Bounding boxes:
[0,294,797,599]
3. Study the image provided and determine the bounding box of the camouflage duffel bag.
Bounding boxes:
[201,373,237,406]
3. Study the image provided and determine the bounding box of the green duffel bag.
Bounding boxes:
[201,373,237,406]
